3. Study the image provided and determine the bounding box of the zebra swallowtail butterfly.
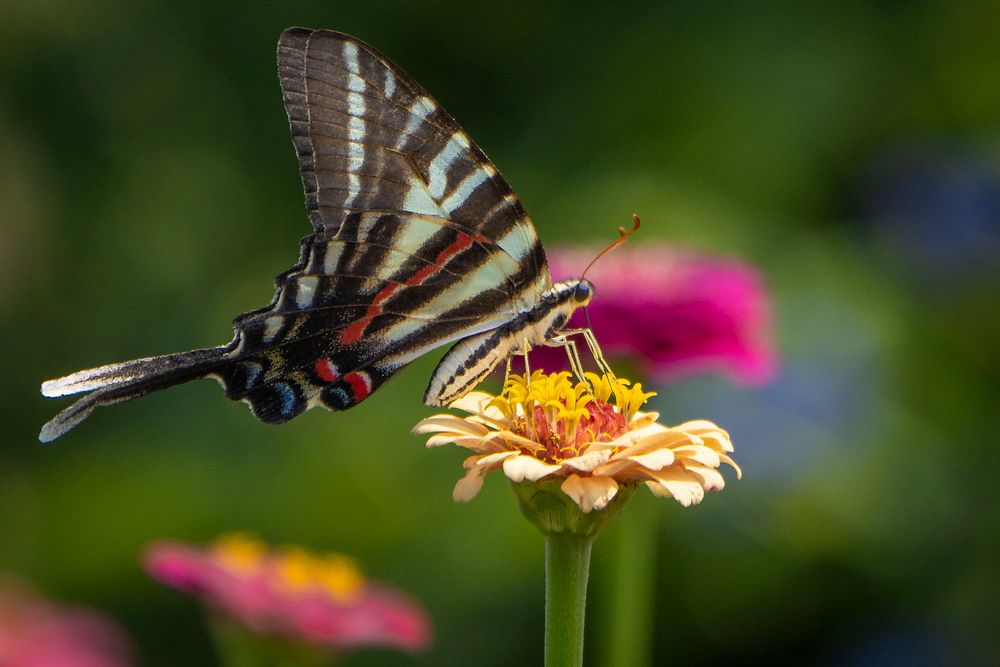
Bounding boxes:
[39,27,601,442]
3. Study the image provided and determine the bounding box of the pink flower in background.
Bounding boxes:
[144,534,431,654]
[0,576,134,667]
[539,245,777,385]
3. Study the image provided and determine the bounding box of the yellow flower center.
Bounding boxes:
[489,371,656,463]
[212,533,365,602]
[275,547,365,602]
[212,533,267,574]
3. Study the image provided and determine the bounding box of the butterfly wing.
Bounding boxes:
[213,28,554,421]
[40,28,555,439]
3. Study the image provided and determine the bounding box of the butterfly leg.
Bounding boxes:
[544,335,589,387]
[556,328,617,382]
[522,337,532,381]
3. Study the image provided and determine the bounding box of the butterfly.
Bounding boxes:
[39,27,605,442]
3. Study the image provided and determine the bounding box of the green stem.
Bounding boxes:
[545,532,595,667]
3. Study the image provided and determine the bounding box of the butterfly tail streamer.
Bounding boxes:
[39,347,231,442]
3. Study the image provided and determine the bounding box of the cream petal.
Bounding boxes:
[561,474,619,513]
[645,468,705,507]
[700,432,735,453]
[601,422,670,450]
[412,415,483,435]
[684,464,726,491]
[447,391,496,414]
[675,420,731,440]
[593,459,640,478]
[719,453,743,479]
[625,448,676,471]
[502,455,561,482]
[476,451,519,466]
[425,434,495,451]
[561,449,612,472]
[644,480,669,497]
[612,430,693,459]
[632,410,660,424]
[450,392,513,423]
[424,434,458,447]
[453,467,488,502]
[672,444,722,468]
[481,431,536,449]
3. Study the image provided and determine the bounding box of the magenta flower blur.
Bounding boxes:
[0,576,134,667]
[144,534,431,654]
[541,245,777,384]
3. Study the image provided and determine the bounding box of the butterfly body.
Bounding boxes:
[39,28,592,442]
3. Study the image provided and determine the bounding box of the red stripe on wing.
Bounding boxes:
[337,231,490,345]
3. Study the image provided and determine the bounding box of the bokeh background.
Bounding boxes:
[3,1,999,664]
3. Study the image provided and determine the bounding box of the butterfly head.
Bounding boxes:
[572,279,595,306]
[547,279,595,312]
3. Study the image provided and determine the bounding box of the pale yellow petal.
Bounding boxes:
[674,420,731,441]
[644,468,706,507]
[632,409,660,423]
[644,480,669,497]
[611,429,693,458]
[476,451,520,467]
[684,463,726,491]
[461,453,486,469]
[718,453,743,479]
[425,434,496,451]
[424,433,458,448]
[453,466,488,502]
[502,455,561,482]
[448,391,497,415]
[624,447,676,471]
[561,474,619,513]
[672,444,722,468]
[600,422,671,450]
[686,429,734,453]
[592,459,638,479]
[561,449,612,472]
[484,430,544,451]
[412,415,487,436]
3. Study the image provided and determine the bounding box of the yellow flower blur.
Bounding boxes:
[212,533,364,602]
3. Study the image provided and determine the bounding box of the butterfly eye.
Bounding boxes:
[573,282,592,303]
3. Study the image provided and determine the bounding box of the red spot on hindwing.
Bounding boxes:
[344,371,372,401]
[314,358,340,382]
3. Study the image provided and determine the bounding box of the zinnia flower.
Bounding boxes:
[537,244,776,385]
[144,534,431,654]
[0,575,134,667]
[413,371,740,513]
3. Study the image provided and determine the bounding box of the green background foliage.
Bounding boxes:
[2,1,999,664]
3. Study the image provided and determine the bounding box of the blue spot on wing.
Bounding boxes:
[243,362,263,389]
[273,382,298,417]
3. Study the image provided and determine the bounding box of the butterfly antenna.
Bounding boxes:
[574,215,638,386]
[580,213,641,280]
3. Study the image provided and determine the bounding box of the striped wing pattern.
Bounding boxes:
[212,28,553,423]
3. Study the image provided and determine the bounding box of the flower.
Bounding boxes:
[536,244,776,385]
[0,575,134,667]
[413,371,740,514]
[143,534,432,653]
